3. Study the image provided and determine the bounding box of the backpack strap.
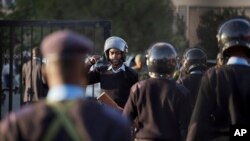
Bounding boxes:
[42,101,90,141]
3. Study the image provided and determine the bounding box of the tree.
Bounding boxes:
[3,0,175,54]
[197,8,245,59]
[171,14,188,56]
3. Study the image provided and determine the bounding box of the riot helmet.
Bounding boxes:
[182,48,207,73]
[104,36,128,62]
[217,18,250,57]
[146,42,177,78]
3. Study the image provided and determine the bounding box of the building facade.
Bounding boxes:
[172,0,250,47]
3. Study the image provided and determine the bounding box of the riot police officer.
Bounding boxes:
[177,47,207,110]
[123,42,191,141]
[87,36,138,108]
[187,17,250,141]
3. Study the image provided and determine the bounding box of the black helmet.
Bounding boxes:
[217,18,250,57]
[146,42,177,78]
[104,36,128,62]
[182,48,207,73]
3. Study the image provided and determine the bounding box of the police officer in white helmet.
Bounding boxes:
[87,36,138,108]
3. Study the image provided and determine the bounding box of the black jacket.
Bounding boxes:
[187,65,250,141]
[88,65,138,107]
[124,78,191,141]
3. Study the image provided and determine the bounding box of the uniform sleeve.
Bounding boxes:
[186,71,216,141]
[175,84,192,141]
[87,66,101,84]
[123,83,139,122]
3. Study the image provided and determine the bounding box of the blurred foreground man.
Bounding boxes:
[0,30,131,141]
[123,42,191,141]
[187,17,250,141]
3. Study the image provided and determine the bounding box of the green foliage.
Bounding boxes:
[172,15,188,56]
[3,0,174,54]
[197,8,245,59]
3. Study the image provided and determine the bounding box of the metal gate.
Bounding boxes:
[0,20,111,119]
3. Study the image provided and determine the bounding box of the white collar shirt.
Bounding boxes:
[46,84,86,102]
[107,64,126,73]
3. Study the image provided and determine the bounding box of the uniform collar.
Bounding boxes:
[190,70,204,74]
[46,84,86,102]
[107,64,126,73]
[227,56,249,66]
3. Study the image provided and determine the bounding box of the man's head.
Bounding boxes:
[217,17,250,58]
[104,36,128,67]
[132,54,144,71]
[41,30,93,87]
[182,48,207,74]
[216,52,226,66]
[32,47,41,58]
[146,42,177,78]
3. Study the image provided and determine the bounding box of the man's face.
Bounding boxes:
[217,58,224,66]
[108,48,123,67]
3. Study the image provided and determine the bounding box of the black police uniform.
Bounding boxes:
[177,48,207,110]
[187,65,250,141]
[124,42,192,141]
[124,78,191,141]
[88,65,138,108]
[187,18,250,141]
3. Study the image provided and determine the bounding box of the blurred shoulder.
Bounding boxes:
[175,81,190,96]
[77,99,130,126]
[0,101,50,131]
[125,65,138,77]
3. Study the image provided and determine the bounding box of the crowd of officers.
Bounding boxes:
[0,17,250,141]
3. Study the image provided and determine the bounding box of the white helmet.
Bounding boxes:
[104,36,128,61]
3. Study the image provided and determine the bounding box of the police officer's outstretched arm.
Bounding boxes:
[85,55,102,84]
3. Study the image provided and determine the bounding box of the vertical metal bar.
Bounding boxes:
[0,28,3,119]
[29,26,34,102]
[20,26,24,106]
[91,26,97,97]
[31,26,34,48]
[8,26,14,112]
[100,21,112,65]
[102,21,112,40]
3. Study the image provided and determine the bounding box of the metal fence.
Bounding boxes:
[0,20,111,119]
